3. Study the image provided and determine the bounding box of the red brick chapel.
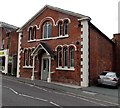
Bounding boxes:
[16,5,120,87]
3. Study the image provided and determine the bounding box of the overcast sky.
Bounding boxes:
[0,0,119,39]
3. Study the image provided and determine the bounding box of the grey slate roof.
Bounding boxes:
[0,21,18,33]
[18,5,90,32]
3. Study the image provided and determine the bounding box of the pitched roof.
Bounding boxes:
[90,22,115,44]
[18,5,90,32]
[0,21,18,33]
[31,42,55,59]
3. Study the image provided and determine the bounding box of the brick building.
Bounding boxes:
[17,5,119,87]
[113,33,120,73]
[0,22,18,76]
[89,24,115,85]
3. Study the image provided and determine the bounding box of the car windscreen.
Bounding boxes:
[106,72,116,77]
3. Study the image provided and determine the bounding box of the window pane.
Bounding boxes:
[70,48,74,67]
[29,28,32,40]
[43,22,52,38]
[28,49,32,66]
[48,23,52,38]
[64,48,68,67]
[58,22,63,36]
[28,50,30,65]
[33,27,36,39]
[43,23,47,38]
[64,20,68,35]
[24,50,28,66]
[58,48,62,67]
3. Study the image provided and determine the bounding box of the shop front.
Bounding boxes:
[0,49,9,74]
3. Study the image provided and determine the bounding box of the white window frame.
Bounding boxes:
[29,28,32,40]
[64,20,69,35]
[24,49,28,66]
[70,48,74,68]
[33,26,36,39]
[28,49,32,66]
[58,21,63,36]
[64,47,68,67]
[58,48,62,67]
[43,22,52,39]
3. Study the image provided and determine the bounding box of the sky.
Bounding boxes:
[0,0,119,39]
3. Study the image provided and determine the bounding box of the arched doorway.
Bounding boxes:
[41,53,51,82]
[31,42,55,82]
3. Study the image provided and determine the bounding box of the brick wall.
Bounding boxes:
[113,33,120,73]
[20,8,83,85]
[9,31,19,56]
[89,23,115,85]
[1,28,18,56]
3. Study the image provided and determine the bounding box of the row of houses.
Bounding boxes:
[0,22,18,75]
[0,5,120,87]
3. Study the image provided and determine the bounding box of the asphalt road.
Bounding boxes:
[1,75,119,107]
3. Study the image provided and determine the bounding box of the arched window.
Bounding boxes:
[64,47,68,67]
[28,49,32,66]
[33,26,36,39]
[70,47,74,67]
[64,20,69,35]
[29,27,32,40]
[24,49,28,66]
[57,47,62,67]
[30,48,35,66]
[58,21,63,36]
[43,21,52,39]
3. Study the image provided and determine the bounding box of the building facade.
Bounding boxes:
[17,5,119,87]
[0,22,18,76]
[89,24,115,85]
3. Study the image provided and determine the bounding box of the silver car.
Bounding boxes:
[97,71,120,87]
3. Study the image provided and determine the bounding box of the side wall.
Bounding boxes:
[113,34,120,73]
[9,31,18,56]
[89,23,115,85]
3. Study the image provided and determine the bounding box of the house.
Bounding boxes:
[0,22,18,76]
[17,5,117,87]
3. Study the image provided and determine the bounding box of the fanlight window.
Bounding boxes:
[58,21,63,36]
[64,20,69,35]
[57,47,62,67]
[43,22,52,39]
[70,47,74,67]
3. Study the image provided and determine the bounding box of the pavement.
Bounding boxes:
[2,74,119,105]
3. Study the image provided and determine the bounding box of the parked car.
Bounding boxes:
[97,71,120,88]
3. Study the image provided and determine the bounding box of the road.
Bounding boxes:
[1,75,119,107]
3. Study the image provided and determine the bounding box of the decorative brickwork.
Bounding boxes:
[17,5,119,87]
